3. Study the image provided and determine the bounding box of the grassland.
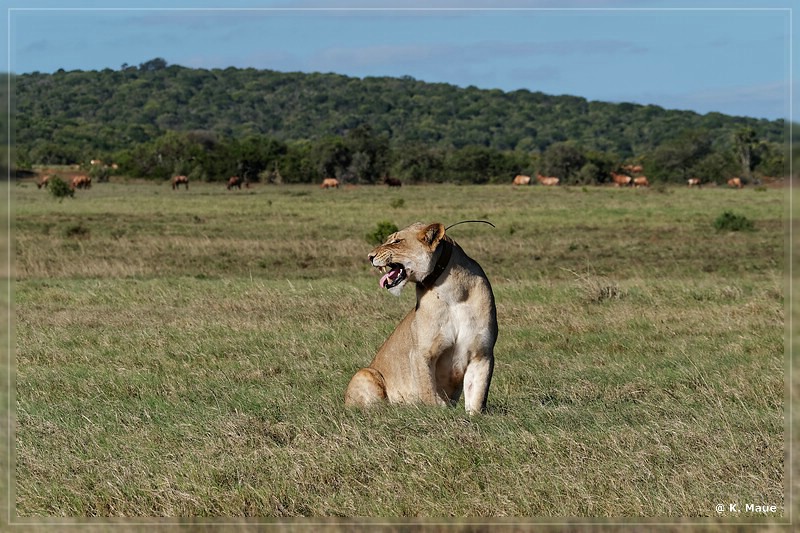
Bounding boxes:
[10,179,788,524]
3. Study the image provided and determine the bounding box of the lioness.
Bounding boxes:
[344,222,498,414]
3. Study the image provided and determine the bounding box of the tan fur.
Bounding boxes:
[344,222,498,414]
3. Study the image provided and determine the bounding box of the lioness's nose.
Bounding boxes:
[368,252,376,264]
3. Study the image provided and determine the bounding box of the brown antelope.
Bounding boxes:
[536,173,559,186]
[611,172,632,187]
[227,176,246,190]
[71,175,91,189]
[623,164,643,174]
[171,175,189,190]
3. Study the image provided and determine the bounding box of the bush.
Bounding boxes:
[89,164,110,182]
[366,221,399,245]
[48,176,74,200]
[714,211,755,232]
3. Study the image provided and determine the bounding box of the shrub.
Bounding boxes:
[89,164,110,183]
[48,176,74,200]
[366,221,399,245]
[714,211,755,232]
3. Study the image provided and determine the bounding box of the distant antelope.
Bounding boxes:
[622,164,643,174]
[536,173,559,186]
[71,175,91,189]
[172,175,189,190]
[227,176,246,190]
[610,172,632,187]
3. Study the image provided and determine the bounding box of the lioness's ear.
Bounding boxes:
[420,223,445,247]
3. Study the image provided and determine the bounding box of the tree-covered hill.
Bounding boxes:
[11,59,787,185]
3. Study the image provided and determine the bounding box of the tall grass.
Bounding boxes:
[12,180,788,522]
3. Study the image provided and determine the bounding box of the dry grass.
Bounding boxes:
[10,180,788,523]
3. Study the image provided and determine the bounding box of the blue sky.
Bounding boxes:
[2,0,796,121]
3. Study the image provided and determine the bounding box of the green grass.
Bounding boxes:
[12,180,787,519]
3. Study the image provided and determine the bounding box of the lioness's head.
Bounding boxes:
[369,222,450,296]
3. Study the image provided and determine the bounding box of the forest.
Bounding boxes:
[11,57,789,185]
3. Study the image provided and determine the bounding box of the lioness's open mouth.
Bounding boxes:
[378,263,407,289]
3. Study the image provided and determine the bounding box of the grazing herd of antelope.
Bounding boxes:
[35,172,758,192]
[512,172,750,189]
[33,160,758,192]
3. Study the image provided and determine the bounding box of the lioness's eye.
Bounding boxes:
[390,239,402,244]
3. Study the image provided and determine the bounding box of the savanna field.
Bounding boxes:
[10,177,789,525]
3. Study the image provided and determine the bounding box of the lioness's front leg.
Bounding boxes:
[463,354,494,414]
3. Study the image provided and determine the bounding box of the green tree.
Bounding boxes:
[344,124,391,183]
[124,131,204,180]
[689,152,737,184]
[313,136,352,181]
[139,58,168,72]
[647,129,713,183]
[280,140,317,183]
[390,143,445,184]
[229,136,287,183]
[733,127,758,181]
[753,141,786,178]
[582,150,619,185]
[445,145,503,184]
[541,142,586,184]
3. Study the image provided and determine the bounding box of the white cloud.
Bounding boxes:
[307,39,646,72]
